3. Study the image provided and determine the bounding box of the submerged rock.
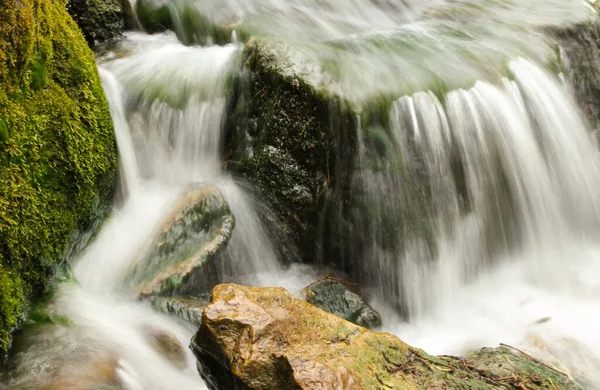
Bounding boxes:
[130,186,234,298]
[191,284,580,390]
[40,356,120,390]
[302,277,381,329]
[135,0,237,45]
[143,327,187,370]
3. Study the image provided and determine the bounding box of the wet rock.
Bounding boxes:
[226,38,358,265]
[130,186,234,298]
[135,0,172,33]
[553,17,600,133]
[151,296,208,325]
[143,327,187,369]
[67,0,124,47]
[191,284,580,390]
[301,277,381,329]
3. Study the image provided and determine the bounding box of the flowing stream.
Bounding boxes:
[5,0,600,388]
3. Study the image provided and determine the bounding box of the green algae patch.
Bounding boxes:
[0,0,118,352]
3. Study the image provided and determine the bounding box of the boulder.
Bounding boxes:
[0,0,118,352]
[301,277,381,329]
[191,284,580,390]
[67,0,124,47]
[226,38,358,266]
[129,186,234,298]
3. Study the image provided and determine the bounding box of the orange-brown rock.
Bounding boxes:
[191,284,580,390]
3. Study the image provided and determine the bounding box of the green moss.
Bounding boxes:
[0,0,117,352]
[30,56,48,91]
[0,118,8,147]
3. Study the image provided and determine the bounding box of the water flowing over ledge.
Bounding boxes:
[4,0,600,388]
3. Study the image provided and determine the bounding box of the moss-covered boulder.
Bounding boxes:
[302,277,381,329]
[66,0,124,47]
[191,284,580,390]
[226,38,357,265]
[0,0,118,352]
[129,186,234,298]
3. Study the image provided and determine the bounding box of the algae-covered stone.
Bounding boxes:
[302,277,381,329]
[191,284,579,390]
[130,186,234,298]
[0,0,118,352]
[226,38,357,265]
[67,0,124,47]
[151,296,208,325]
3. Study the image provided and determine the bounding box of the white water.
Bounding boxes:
[346,59,600,387]
[4,33,283,389]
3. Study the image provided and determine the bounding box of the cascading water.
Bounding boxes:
[349,59,600,386]
[5,0,600,388]
[358,59,600,317]
[3,33,284,389]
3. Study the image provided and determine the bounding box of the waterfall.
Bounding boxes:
[355,58,600,316]
[4,34,282,389]
[356,59,600,386]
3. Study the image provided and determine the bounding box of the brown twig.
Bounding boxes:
[548,378,560,390]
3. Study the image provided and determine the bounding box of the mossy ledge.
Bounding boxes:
[0,0,118,352]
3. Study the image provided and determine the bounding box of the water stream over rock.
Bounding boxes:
[5,0,600,388]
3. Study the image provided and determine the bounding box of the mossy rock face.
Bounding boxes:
[67,0,124,47]
[302,277,381,329]
[130,186,235,298]
[226,38,358,265]
[192,284,579,390]
[0,0,118,352]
